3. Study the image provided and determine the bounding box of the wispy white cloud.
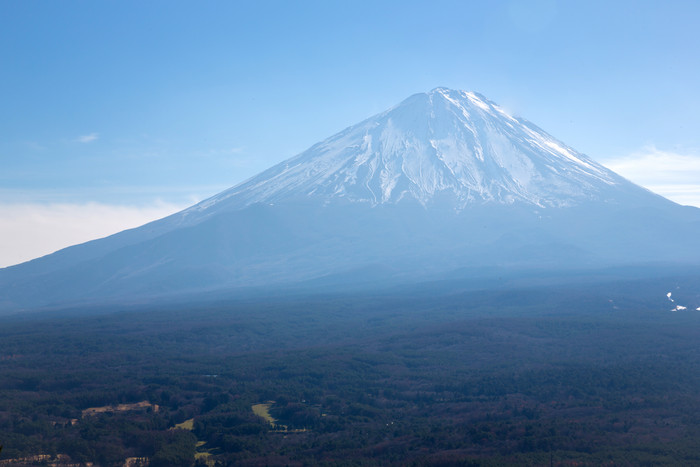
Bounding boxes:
[75,133,99,143]
[25,141,46,151]
[0,201,187,268]
[603,146,700,208]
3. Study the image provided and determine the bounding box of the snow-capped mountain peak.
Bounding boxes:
[187,88,630,217]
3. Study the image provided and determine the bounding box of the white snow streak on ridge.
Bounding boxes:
[463,91,492,112]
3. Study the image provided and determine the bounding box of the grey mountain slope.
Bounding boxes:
[1,88,699,311]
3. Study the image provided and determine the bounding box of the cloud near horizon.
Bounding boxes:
[0,201,186,268]
[603,147,700,208]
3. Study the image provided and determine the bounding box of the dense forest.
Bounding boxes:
[1,275,700,466]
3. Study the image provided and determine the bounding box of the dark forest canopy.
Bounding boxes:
[1,276,700,466]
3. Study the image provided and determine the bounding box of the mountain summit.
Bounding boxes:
[2,88,699,311]
[185,88,635,219]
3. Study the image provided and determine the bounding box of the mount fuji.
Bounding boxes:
[2,88,700,311]
[198,88,628,210]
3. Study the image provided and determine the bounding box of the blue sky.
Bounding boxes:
[2,0,700,266]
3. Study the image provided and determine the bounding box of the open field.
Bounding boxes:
[252,403,277,426]
[172,418,194,430]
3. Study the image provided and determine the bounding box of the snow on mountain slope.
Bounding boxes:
[181,87,635,223]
